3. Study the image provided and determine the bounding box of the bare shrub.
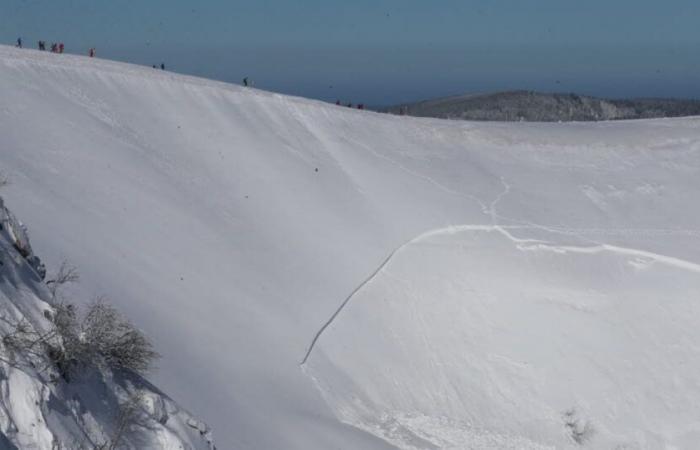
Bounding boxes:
[75,391,146,450]
[93,391,146,450]
[0,315,60,370]
[46,261,80,299]
[50,302,81,379]
[79,300,159,374]
[2,299,159,381]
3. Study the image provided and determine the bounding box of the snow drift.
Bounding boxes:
[1,45,700,449]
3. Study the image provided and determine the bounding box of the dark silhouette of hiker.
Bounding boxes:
[243,77,249,87]
[152,64,156,69]
[335,100,341,106]
[59,43,64,53]
[89,48,95,58]
[347,102,352,108]
[358,104,365,110]
[160,63,165,70]
[16,37,22,48]
[38,41,45,51]
[50,43,58,53]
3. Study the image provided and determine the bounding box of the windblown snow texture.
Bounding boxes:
[1,45,700,449]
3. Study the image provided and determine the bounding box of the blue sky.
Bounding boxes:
[3,1,699,104]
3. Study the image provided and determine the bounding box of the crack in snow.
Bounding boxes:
[300,221,700,365]
[300,224,542,365]
[488,177,511,225]
[301,169,700,366]
[518,242,700,273]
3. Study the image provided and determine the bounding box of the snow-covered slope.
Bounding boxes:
[0,196,214,449]
[1,45,700,449]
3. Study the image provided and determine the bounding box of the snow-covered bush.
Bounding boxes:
[0,193,212,448]
[3,299,158,381]
[0,315,56,368]
[80,300,159,374]
[52,299,160,378]
[0,243,157,380]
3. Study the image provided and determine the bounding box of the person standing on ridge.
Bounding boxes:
[59,43,64,53]
[16,37,22,48]
[160,63,165,70]
[38,41,45,51]
[89,48,95,57]
[243,77,249,87]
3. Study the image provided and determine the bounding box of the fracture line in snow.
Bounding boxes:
[301,166,700,365]
[300,222,700,365]
[300,224,540,365]
[484,177,606,248]
[520,242,700,273]
[300,243,398,365]
[487,179,700,243]
[488,177,511,225]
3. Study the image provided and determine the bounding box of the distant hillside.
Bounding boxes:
[383,90,700,122]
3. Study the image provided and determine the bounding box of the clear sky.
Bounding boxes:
[3,0,699,105]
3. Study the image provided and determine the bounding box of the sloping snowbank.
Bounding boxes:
[0,196,214,449]
[1,45,699,448]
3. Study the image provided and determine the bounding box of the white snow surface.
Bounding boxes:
[1,45,700,449]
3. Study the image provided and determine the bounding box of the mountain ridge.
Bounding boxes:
[383,90,700,121]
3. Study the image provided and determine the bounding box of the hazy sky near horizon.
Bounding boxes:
[3,0,699,104]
